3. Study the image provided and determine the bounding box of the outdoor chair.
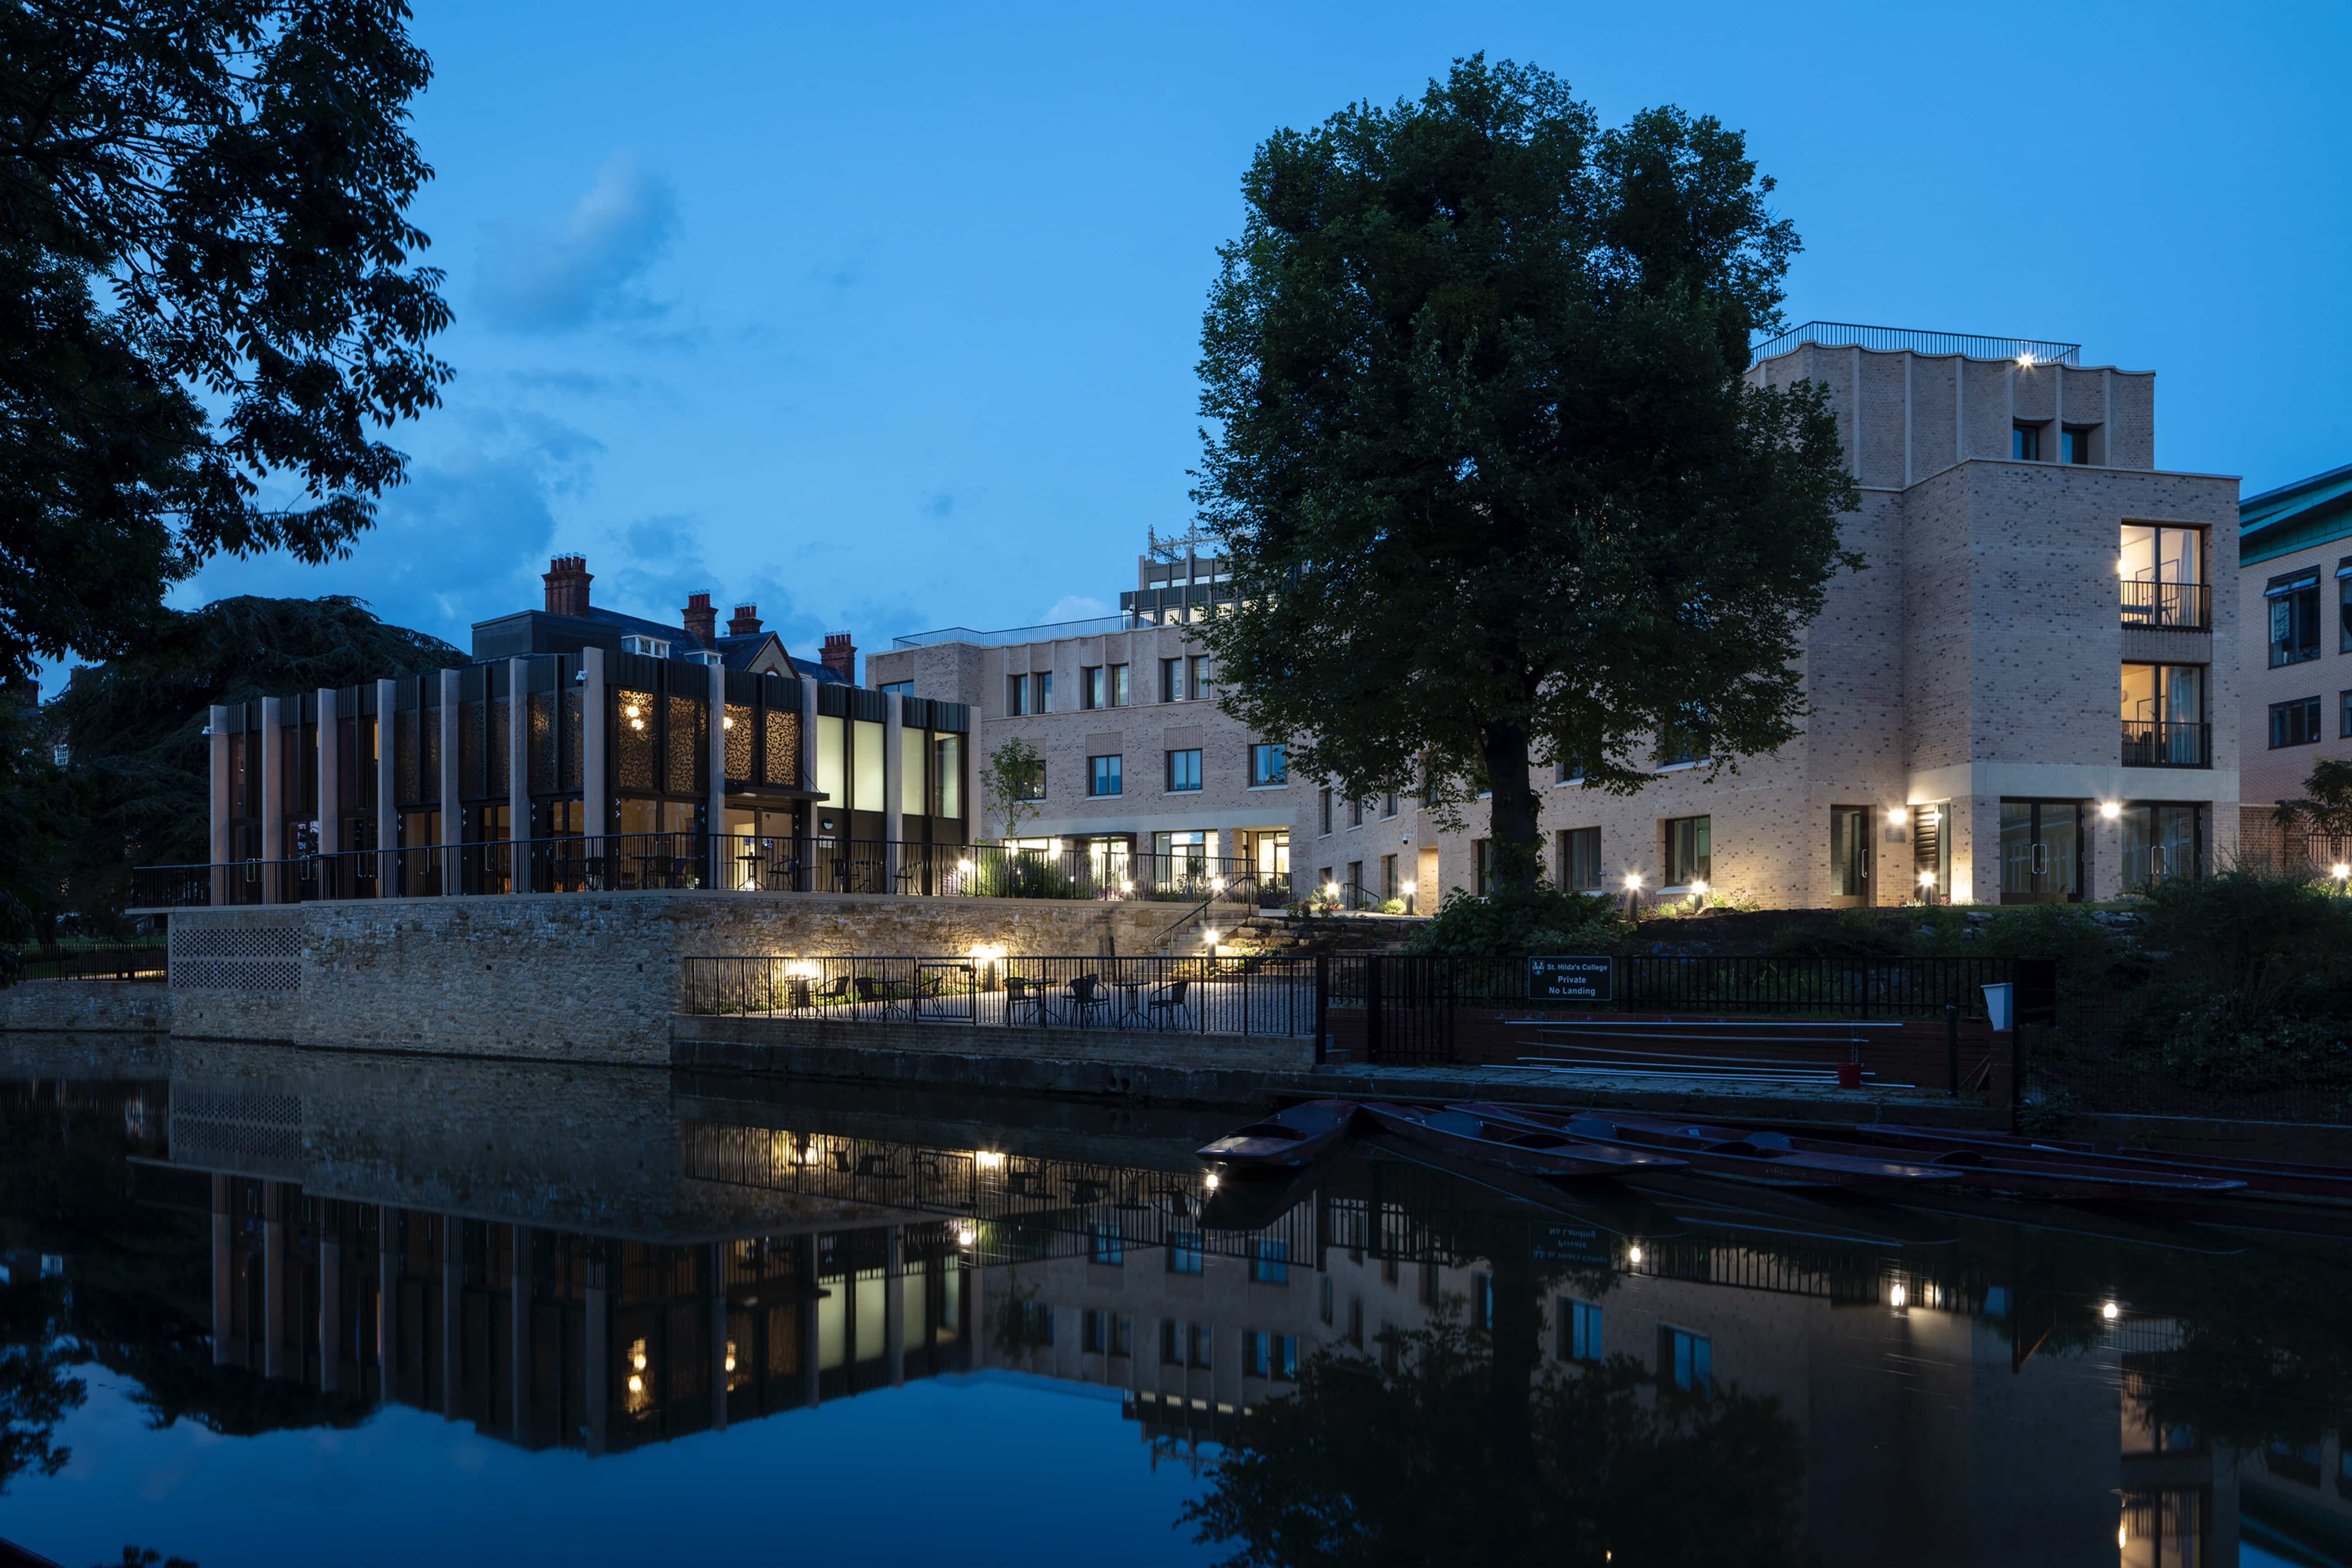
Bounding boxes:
[853,974,907,1018]
[1143,978,1191,1030]
[1065,973,1109,1027]
[817,975,852,1010]
[1005,975,1047,1026]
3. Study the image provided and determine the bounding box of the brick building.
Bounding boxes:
[2236,462,2352,865]
[878,323,2242,910]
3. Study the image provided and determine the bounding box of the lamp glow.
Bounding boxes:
[956,1224,978,1247]
[1627,1244,1644,1264]
[1886,807,1908,826]
[1202,930,1218,946]
[2334,864,2350,880]
[1623,872,1642,891]
[1204,1173,1221,1190]
[1401,880,1416,895]
[722,715,734,729]
[1920,871,1938,888]
[1689,880,1708,898]
[973,1150,1004,1170]
[1120,879,1134,892]
[1889,1283,1907,1308]
[2099,800,2122,820]
[2101,1300,2120,1321]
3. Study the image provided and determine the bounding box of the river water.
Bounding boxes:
[1,1038,2347,1567]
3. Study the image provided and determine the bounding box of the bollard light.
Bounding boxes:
[1623,872,1642,891]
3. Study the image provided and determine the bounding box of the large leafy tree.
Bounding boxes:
[1193,56,1857,895]
[41,594,459,926]
[0,0,451,680]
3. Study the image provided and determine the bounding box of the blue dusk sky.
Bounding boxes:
[172,0,2352,674]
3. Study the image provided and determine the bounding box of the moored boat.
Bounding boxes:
[1197,1099,1359,1168]
[1461,1103,1962,1190]
[1663,1118,2245,1201]
[1362,1102,1687,1178]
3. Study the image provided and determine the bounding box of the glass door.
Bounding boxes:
[1999,800,2082,904]
[1828,807,1871,908]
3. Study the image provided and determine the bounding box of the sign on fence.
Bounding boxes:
[1528,955,1613,1003]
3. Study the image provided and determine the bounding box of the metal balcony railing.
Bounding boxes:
[2121,720,2211,769]
[2120,581,2210,631]
[1748,321,2081,367]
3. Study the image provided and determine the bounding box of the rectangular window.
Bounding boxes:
[1082,1309,1107,1353]
[1999,799,2083,904]
[815,713,844,811]
[1558,1298,1603,1363]
[1274,1334,1297,1379]
[2060,426,2094,464]
[1160,1319,1183,1364]
[2120,524,2207,629]
[1557,759,1584,785]
[1088,754,1123,796]
[2342,690,2352,739]
[933,734,962,818]
[1346,860,1363,902]
[1080,666,1099,709]
[1244,1331,1268,1376]
[1381,854,1398,898]
[1251,743,1286,787]
[2012,422,2043,461]
[2271,697,2324,748]
[1112,1315,1131,1357]
[1188,655,1208,699]
[2269,569,2323,666]
[1658,1325,1712,1395]
[1108,664,1129,708]
[1035,671,1053,713]
[1017,760,1046,801]
[2120,803,2207,890]
[1250,1239,1288,1285]
[1319,789,1333,835]
[2339,558,2352,653]
[1167,1230,1203,1275]
[1560,827,1602,892]
[1160,657,1183,703]
[1166,748,1201,792]
[1831,806,1870,899]
[1089,1222,1123,1266]
[899,726,926,817]
[1663,815,1711,887]
[878,680,912,699]
[1382,793,1397,818]
[1190,1323,1212,1368]
[1349,798,1364,829]
[1006,674,1028,716]
[1471,1273,1493,1331]
[1473,839,1493,895]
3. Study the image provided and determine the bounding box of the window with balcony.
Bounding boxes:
[2272,696,2323,749]
[2119,524,2207,629]
[1088,754,1122,796]
[2120,663,2210,767]
[2269,569,2322,666]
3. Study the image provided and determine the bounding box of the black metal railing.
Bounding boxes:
[681,953,1318,1038]
[2,942,168,984]
[1747,321,2079,367]
[2121,720,2211,769]
[2120,580,2210,631]
[130,838,1294,910]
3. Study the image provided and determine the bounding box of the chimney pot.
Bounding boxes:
[681,592,717,645]
[821,632,856,682]
[728,604,762,636]
[543,555,592,617]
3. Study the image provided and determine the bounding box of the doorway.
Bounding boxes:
[1828,807,1872,908]
[1999,800,2082,904]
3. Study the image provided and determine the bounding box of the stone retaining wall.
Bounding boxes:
[0,980,169,1034]
[156,890,1223,1061]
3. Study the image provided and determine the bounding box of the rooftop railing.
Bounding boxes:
[1749,321,2081,367]
[130,838,1289,911]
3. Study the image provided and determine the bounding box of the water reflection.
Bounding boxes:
[4,1043,2352,1565]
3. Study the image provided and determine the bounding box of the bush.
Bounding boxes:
[967,855,1078,900]
[1407,887,1630,958]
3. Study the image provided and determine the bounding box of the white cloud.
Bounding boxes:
[475,152,678,333]
[1041,595,1110,624]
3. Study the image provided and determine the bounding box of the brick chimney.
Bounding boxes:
[682,591,717,644]
[543,555,592,617]
[728,604,762,636]
[821,632,856,682]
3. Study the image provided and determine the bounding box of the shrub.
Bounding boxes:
[1407,886,1631,958]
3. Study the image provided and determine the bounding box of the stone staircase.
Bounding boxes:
[1210,911,1427,958]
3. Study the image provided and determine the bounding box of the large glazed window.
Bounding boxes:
[1662,815,1710,889]
[2268,569,2321,666]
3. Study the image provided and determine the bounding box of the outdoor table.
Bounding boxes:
[1108,978,1149,1023]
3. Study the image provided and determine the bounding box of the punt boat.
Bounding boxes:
[1663,1118,2245,1201]
[1461,1104,1962,1190]
[1361,1102,1688,1178]
[1196,1099,1359,1169]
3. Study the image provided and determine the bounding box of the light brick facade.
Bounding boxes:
[2235,462,2352,846]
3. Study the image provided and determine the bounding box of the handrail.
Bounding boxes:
[1154,870,1260,949]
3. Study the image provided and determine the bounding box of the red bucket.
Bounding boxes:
[1835,1062,1863,1090]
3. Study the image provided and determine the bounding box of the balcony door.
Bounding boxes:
[2120,663,2208,767]
[2119,524,2205,628]
[1828,807,1871,908]
[1999,800,2081,904]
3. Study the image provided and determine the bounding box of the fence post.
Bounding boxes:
[1945,1002,1959,1097]
[2009,1022,2027,1130]
[1313,953,1329,1066]
[1364,955,1383,1065]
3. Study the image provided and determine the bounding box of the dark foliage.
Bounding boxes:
[0,0,451,677]
[1192,56,1856,895]
[1407,885,1629,958]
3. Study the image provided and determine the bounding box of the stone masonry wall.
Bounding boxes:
[164,891,1201,1062]
[0,981,169,1034]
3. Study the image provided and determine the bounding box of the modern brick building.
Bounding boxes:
[879,323,2242,910]
[2235,462,2352,864]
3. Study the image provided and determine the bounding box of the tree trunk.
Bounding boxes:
[1481,719,1542,897]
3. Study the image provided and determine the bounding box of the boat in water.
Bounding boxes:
[1461,1104,1963,1190]
[1660,1118,2247,1201]
[1196,1099,1359,1169]
[1362,1102,1688,1178]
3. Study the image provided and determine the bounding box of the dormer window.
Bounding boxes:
[684,650,723,667]
[621,634,671,658]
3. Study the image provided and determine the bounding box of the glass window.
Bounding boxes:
[1089,755,1121,796]
[852,720,883,812]
[2120,525,2206,629]
[1167,1230,1203,1276]
[2339,558,2352,653]
[1006,674,1028,716]
[2012,422,2042,461]
[1382,793,1397,817]
[1830,806,1870,899]
[1559,1298,1602,1363]
[1251,1239,1288,1284]
[1251,743,1286,787]
[1035,671,1053,713]
[1017,761,1046,801]
[1166,749,1201,792]
[2269,570,2322,666]
[1190,1323,1212,1367]
[1089,1223,1123,1266]
[1108,664,1129,707]
[933,734,962,817]
[899,728,925,816]
[2271,697,2324,748]
[1473,839,1493,895]
[1663,816,1711,887]
[1319,789,1332,834]
[1160,657,1183,703]
[1999,799,2082,904]
[1082,666,1105,709]
[814,714,844,812]
[1189,656,1209,699]
[1659,1326,1712,1395]
[1560,827,1602,891]
[878,680,912,699]
[1349,798,1364,828]
[2120,803,2206,890]
[2060,426,2093,464]
[2342,690,2352,739]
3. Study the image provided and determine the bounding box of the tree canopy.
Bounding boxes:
[1192,56,1856,895]
[0,0,451,679]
